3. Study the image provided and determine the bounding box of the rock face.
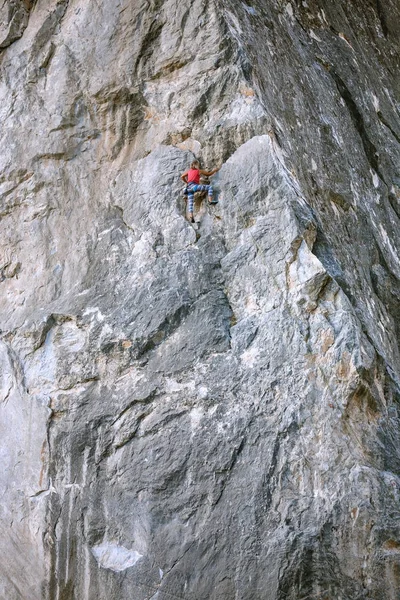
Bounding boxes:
[1,1,400,598]
[0,1,32,49]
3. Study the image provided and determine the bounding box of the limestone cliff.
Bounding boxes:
[1,1,400,599]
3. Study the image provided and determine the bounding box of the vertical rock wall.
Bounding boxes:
[1,1,400,598]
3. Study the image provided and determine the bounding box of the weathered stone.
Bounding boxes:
[0,0,32,49]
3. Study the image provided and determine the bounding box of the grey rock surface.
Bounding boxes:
[0,0,32,49]
[1,1,400,599]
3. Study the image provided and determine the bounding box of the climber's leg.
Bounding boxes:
[191,183,217,204]
[187,189,195,222]
[206,183,217,204]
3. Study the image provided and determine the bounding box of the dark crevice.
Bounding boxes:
[227,435,246,472]
[330,69,384,182]
[179,0,195,35]
[212,434,248,507]
[111,390,157,427]
[375,0,388,37]
[137,302,192,357]
[112,205,135,233]
[388,191,400,221]
[113,412,149,449]
[30,0,70,56]
[377,110,400,145]
[39,41,56,71]
[134,16,165,75]
[263,433,282,509]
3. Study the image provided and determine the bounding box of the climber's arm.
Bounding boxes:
[200,167,220,177]
[181,170,189,183]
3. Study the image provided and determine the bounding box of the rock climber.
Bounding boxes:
[181,160,220,223]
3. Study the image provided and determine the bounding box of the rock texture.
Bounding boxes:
[1,1,400,599]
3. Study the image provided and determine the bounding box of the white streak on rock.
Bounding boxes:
[310,30,322,42]
[286,3,294,18]
[242,3,257,16]
[91,542,143,572]
[241,345,259,368]
[190,407,204,432]
[371,170,380,188]
[82,307,105,322]
[372,93,380,112]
